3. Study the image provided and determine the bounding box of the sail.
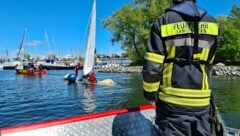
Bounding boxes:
[83,0,96,76]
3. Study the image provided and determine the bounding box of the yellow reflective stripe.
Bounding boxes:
[161,22,193,37]
[201,64,209,90]
[162,46,175,88]
[161,22,219,37]
[193,53,201,59]
[199,22,218,35]
[145,52,165,64]
[200,48,210,61]
[210,56,215,64]
[143,81,160,92]
[159,92,210,107]
[166,46,175,59]
[161,87,211,98]
[162,63,173,88]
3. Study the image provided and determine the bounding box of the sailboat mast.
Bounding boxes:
[45,30,52,60]
[4,40,9,62]
[17,29,27,59]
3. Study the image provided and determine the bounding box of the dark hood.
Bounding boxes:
[166,1,207,19]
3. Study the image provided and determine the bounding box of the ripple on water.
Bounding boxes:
[0,70,239,129]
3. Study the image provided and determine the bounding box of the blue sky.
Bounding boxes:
[0,0,239,59]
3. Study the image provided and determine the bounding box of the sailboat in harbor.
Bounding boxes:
[15,29,47,75]
[41,30,82,70]
[2,39,21,70]
[80,0,114,85]
[63,0,97,81]
[64,0,114,85]
[82,0,97,82]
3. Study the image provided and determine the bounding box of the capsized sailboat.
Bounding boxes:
[82,0,96,79]
[63,0,114,85]
[63,0,96,82]
[81,0,114,85]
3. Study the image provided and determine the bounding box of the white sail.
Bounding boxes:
[83,0,96,76]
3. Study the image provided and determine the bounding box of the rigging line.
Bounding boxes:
[45,30,51,55]
[25,29,31,55]
[17,29,27,59]
[4,40,9,60]
[52,34,56,55]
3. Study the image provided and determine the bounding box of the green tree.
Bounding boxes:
[228,5,240,20]
[24,54,30,60]
[35,57,41,62]
[216,5,240,64]
[13,57,21,61]
[102,0,171,65]
[48,54,56,60]
[78,56,84,62]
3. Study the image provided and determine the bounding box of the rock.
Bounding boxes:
[98,64,240,77]
[215,63,225,67]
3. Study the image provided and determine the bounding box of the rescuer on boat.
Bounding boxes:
[38,63,44,71]
[142,0,225,135]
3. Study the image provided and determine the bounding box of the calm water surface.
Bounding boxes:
[0,70,239,129]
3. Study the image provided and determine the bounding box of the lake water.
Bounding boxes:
[0,70,239,129]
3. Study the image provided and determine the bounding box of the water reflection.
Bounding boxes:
[68,81,97,113]
[82,83,97,113]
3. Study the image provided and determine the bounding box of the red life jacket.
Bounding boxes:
[89,72,97,83]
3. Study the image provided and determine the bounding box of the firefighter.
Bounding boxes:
[142,0,221,135]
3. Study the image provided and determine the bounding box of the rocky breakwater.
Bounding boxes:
[212,63,240,77]
[98,64,240,77]
[98,66,142,74]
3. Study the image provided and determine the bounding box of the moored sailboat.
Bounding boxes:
[14,29,47,75]
[15,62,47,75]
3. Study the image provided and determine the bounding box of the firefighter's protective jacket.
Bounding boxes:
[142,1,219,108]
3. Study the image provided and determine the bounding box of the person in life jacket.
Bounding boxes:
[74,66,79,76]
[74,62,81,76]
[38,64,44,71]
[88,72,97,83]
[142,0,221,135]
[14,64,19,69]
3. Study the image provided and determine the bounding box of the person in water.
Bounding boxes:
[88,72,97,83]
[80,71,97,83]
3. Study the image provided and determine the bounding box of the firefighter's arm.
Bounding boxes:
[142,20,165,101]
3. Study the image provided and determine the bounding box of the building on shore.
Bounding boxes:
[96,53,132,68]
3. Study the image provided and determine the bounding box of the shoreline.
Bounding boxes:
[98,64,240,77]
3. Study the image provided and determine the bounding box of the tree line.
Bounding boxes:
[102,0,240,66]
